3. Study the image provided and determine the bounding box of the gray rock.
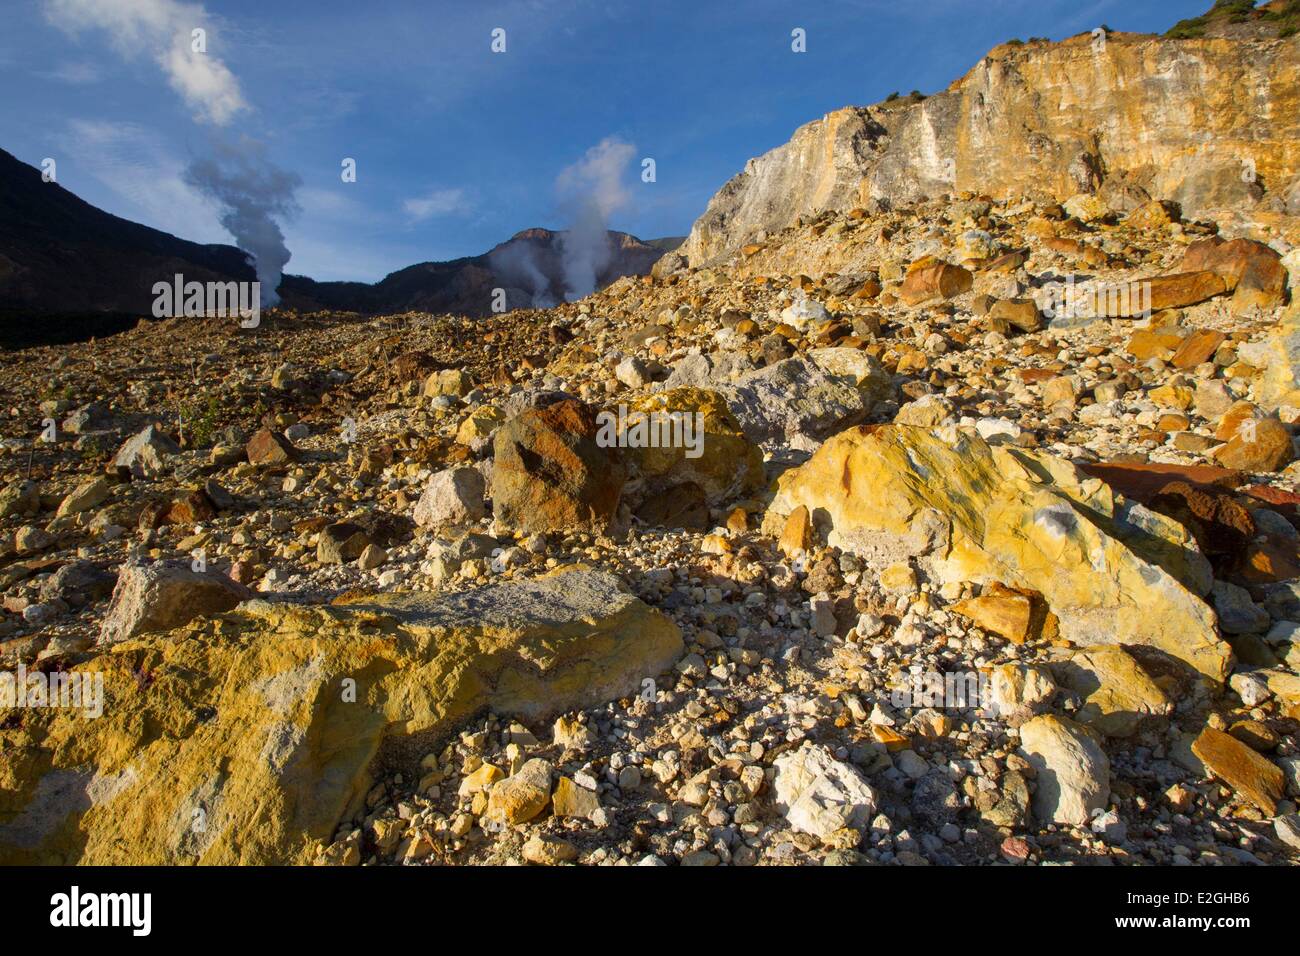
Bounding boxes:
[912,768,960,828]
[317,522,372,565]
[100,560,249,644]
[1211,580,1270,635]
[413,466,487,530]
[111,425,180,479]
[40,561,116,608]
[720,357,874,450]
[1018,714,1110,827]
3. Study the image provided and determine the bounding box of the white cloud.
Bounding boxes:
[59,118,227,244]
[44,0,246,124]
[402,188,471,222]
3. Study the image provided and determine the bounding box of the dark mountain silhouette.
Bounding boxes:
[0,148,681,346]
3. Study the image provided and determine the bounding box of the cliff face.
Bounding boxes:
[683,31,1300,265]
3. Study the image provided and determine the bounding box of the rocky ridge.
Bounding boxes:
[681,28,1300,266]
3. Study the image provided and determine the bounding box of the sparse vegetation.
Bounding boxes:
[1166,0,1299,39]
[179,395,221,449]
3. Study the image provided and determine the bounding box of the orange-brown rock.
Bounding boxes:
[1191,726,1285,815]
[1143,272,1228,314]
[1212,403,1295,473]
[1181,236,1288,312]
[245,428,298,466]
[490,399,626,533]
[778,505,814,558]
[899,259,973,306]
[952,583,1055,644]
[1170,330,1226,370]
[1127,328,1185,362]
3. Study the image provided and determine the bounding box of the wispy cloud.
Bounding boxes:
[37,59,101,84]
[43,0,246,124]
[402,187,472,222]
[59,118,226,243]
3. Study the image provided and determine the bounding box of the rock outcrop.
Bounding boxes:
[764,424,1230,680]
[683,30,1300,265]
[0,567,681,864]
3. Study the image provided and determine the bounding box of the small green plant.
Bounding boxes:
[179,395,221,449]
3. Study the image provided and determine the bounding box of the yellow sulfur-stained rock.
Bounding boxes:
[484,758,552,826]
[0,567,681,865]
[456,406,506,446]
[764,425,1228,680]
[622,387,766,504]
[1056,644,1172,737]
[551,776,601,820]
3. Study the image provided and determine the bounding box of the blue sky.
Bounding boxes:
[1,0,1210,282]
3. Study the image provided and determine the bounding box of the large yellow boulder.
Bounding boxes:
[763,425,1229,681]
[0,567,681,864]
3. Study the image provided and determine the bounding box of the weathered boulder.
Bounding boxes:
[621,387,764,506]
[485,758,553,826]
[245,427,297,467]
[1180,236,1288,312]
[40,561,117,609]
[720,354,891,451]
[1054,645,1172,737]
[1191,726,1285,815]
[412,466,487,530]
[1210,403,1295,473]
[56,477,110,517]
[316,522,372,565]
[1018,714,1110,827]
[490,399,626,533]
[99,560,249,644]
[764,425,1228,680]
[772,741,879,838]
[899,259,973,306]
[111,425,180,479]
[0,567,682,864]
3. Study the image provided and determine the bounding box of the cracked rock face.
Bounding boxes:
[683,32,1300,266]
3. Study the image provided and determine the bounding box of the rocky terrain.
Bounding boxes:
[4,15,1300,868]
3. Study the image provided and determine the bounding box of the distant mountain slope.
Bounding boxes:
[0,148,682,345]
[0,147,257,318]
[284,227,682,317]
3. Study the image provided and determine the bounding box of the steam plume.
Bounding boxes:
[184,139,301,306]
[44,0,300,305]
[555,137,636,299]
